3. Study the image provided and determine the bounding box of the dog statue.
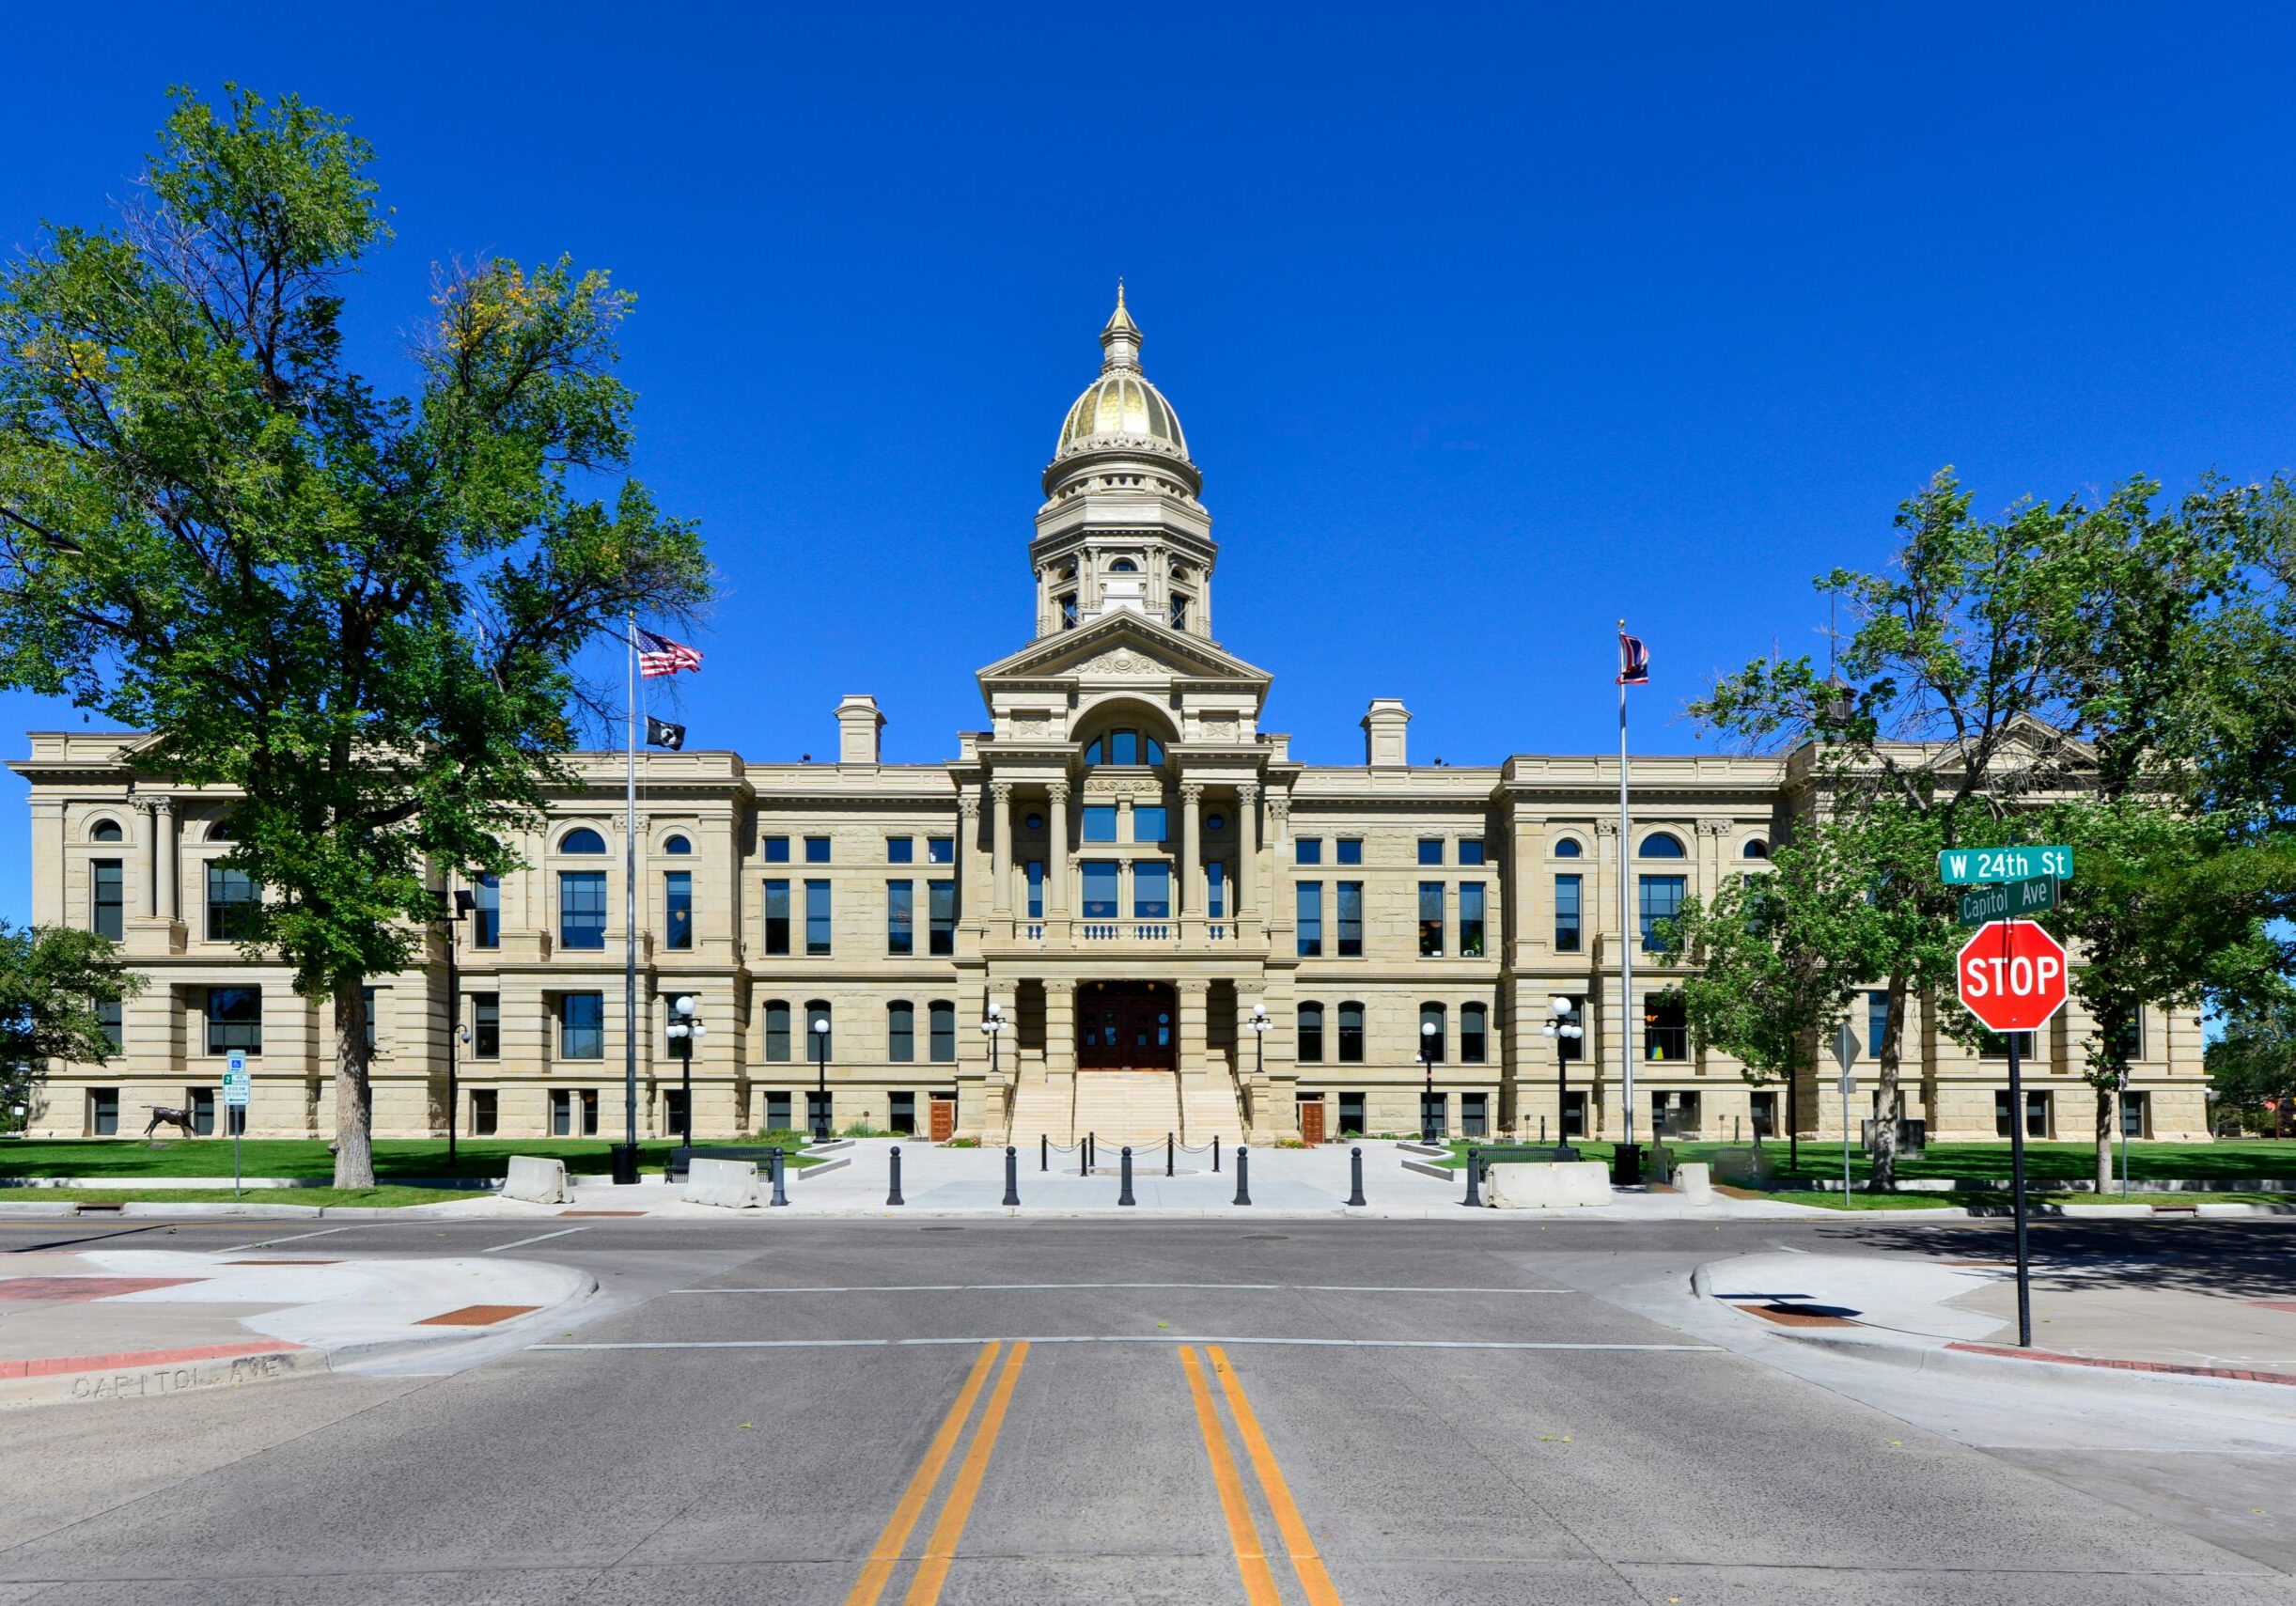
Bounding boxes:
[141,1105,197,1139]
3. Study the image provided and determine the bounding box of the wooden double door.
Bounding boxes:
[1077,981,1177,1070]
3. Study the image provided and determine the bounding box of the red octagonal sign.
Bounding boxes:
[1957,919,2070,1033]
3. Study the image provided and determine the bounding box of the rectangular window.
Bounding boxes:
[1993,1089,2013,1138]
[462,1088,494,1135]
[206,986,262,1055]
[559,992,604,1059]
[96,999,123,1052]
[1418,882,1445,958]
[1025,860,1045,919]
[91,1088,117,1136]
[1133,863,1171,920]
[1297,1004,1324,1062]
[1460,884,1486,959]
[580,1088,599,1137]
[1338,1089,1366,1135]
[558,870,607,950]
[1337,1003,1365,1063]
[2026,1091,2050,1137]
[764,835,790,863]
[2108,1011,2145,1061]
[1554,874,1583,952]
[890,1091,917,1135]
[1295,837,1322,865]
[473,873,500,948]
[1750,1090,1776,1138]
[765,1001,790,1062]
[1461,1005,1488,1064]
[2120,1091,2147,1138]
[364,986,379,1052]
[928,837,954,865]
[473,994,500,1058]
[664,870,694,951]
[929,1001,956,1063]
[886,881,914,956]
[1335,839,1363,865]
[1978,1027,2037,1059]
[1082,861,1119,919]
[763,880,790,956]
[888,1001,915,1062]
[1335,882,1364,957]
[805,881,832,955]
[1461,1091,1489,1136]
[1638,874,1686,952]
[765,1090,791,1130]
[928,881,956,955]
[1296,881,1323,958]
[551,1089,571,1137]
[91,860,123,940]
[1419,1006,1446,1063]
[1082,805,1118,843]
[1133,806,1168,844]
[887,835,914,864]
[1866,990,1891,1056]
[1418,838,1444,866]
[1554,995,1585,1063]
[1206,861,1226,920]
[1459,838,1486,866]
[206,863,258,943]
[1644,994,1689,1062]
[804,836,832,864]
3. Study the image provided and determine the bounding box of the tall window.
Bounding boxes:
[1554,874,1583,952]
[91,859,123,940]
[473,873,500,948]
[1638,874,1686,951]
[1644,994,1688,1062]
[1297,1003,1325,1062]
[1866,990,1891,1056]
[1459,884,1485,959]
[804,881,832,955]
[888,1001,915,1062]
[1206,861,1226,919]
[805,1001,833,1058]
[1337,1002,1365,1063]
[763,880,790,955]
[886,881,914,956]
[559,992,604,1058]
[1133,863,1170,919]
[207,864,258,943]
[1418,1002,1446,1063]
[559,870,607,950]
[1133,806,1167,843]
[1082,861,1119,919]
[929,881,956,954]
[1336,882,1364,957]
[364,986,380,1052]
[664,870,694,950]
[1169,593,1189,630]
[473,994,500,1058]
[929,1001,957,1063]
[1082,805,1118,843]
[1025,860,1045,919]
[1296,881,1322,957]
[96,998,123,1052]
[764,1000,791,1062]
[1461,1002,1488,1064]
[1418,882,1445,957]
[1554,995,1585,1062]
[186,985,251,1064]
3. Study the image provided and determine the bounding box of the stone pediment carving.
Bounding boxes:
[976,613,1272,692]
[1075,647,1165,677]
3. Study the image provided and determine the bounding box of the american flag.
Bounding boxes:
[635,627,702,678]
[1617,629,1650,686]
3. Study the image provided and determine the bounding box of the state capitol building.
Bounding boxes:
[15,293,2210,1148]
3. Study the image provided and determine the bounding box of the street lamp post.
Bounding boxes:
[1419,1020,1440,1142]
[980,1004,1005,1134]
[441,887,476,1172]
[811,1017,832,1143]
[1246,1005,1270,1136]
[1541,994,1583,1159]
[666,995,704,1153]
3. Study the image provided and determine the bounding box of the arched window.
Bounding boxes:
[559,827,607,854]
[804,1000,833,1054]
[207,817,238,842]
[1082,729,1166,767]
[1742,839,1770,860]
[1461,1003,1489,1064]
[662,834,693,855]
[1554,837,1583,858]
[1296,1003,1325,1063]
[1640,833,1686,859]
[1418,1003,1446,1064]
[887,1001,914,1063]
[1336,1002,1366,1063]
[929,1001,957,1063]
[1108,558,1138,573]
[763,1000,791,1062]
[89,819,124,842]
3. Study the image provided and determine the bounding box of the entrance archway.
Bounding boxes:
[1076,981,1177,1071]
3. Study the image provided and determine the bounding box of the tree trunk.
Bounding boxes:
[1871,972,1911,1192]
[2094,1076,2118,1193]
[333,977,375,1189]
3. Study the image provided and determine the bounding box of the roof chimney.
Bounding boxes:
[1362,698,1411,769]
[836,695,884,769]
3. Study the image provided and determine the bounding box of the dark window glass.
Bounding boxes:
[929,881,956,954]
[664,870,693,950]
[559,827,606,854]
[89,819,123,842]
[472,1089,500,1136]
[550,1089,571,1137]
[1060,594,1078,630]
[805,881,832,955]
[1337,1003,1365,1063]
[1555,838,1583,858]
[1336,882,1364,957]
[1418,882,1445,957]
[763,879,790,955]
[1461,1090,1489,1136]
[1459,839,1486,865]
[474,873,500,947]
[1460,883,1486,959]
[1132,863,1170,919]
[1640,833,1686,859]
[805,1002,832,1059]
[1082,805,1118,843]
[1111,730,1137,765]
[2026,1091,2049,1137]
[1743,839,1769,860]
[890,1091,917,1135]
[1297,1003,1324,1062]
[887,881,914,956]
[929,1001,957,1063]
[804,836,832,864]
[364,986,378,1052]
[663,834,692,855]
[1084,737,1101,764]
[1146,735,1164,764]
[765,1001,790,1062]
[1418,1003,1445,1063]
[1461,1003,1488,1064]
[1866,990,1890,1056]
[91,860,123,940]
[1133,806,1167,843]
[1644,994,1688,1062]
[1338,1089,1366,1134]
[1025,860,1045,919]
[558,870,607,949]
[1296,881,1322,957]
[1418,838,1444,865]
[1206,861,1226,920]
[206,864,259,943]
[887,836,914,864]
[1978,1027,2036,1059]
[206,986,262,1054]
[91,1088,117,1135]
[1554,874,1583,952]
[928,837,954,865]
[473,994,500,1058]
[764,835,790,863]
[1639,874,1686,951]
[888,1002,915,1062]
[1554,996,1585,1062]
[189,1087,214,1135]
[1082,861,1119,919]
[96,998,122,1051]
[765,1090,791,1130]
[1335,839,1363,865]
[1295,837,1322,865]
[560,992,604,1058]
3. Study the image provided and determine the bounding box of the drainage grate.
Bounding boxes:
[414,1304,540,1327]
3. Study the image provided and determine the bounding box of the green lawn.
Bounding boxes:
[1431,1137,2296,1184]
[0,1185,490,1207]
[0,1133,819,1183]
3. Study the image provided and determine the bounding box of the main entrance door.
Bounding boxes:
[1077,981,1177,1070]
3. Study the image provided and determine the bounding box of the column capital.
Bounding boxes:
[1238,781,1261,803]
[147,795,175,817]
[1176,976,1210,1000]
[1179,782,1204,805]
[1594,818,1620,836]
[959,793,981,820]
[991,780,1014,804]
[1048,779,1071,803]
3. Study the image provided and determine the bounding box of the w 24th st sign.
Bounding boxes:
[1957,920,2070,1033]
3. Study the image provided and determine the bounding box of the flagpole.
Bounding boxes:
[1617,619,1636,1170]
[618,612,640,1183]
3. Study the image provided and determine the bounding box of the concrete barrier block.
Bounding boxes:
[503,1156,573,1205]
[1711,1146,1776,1186]
[1673,1162,1713,1204]
[684,1156,762,1209]
[1484,1162,1613,1209]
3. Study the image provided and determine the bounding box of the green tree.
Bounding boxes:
[0,923,142,1128]
[0,88,709,1184]
[2205,984,2296,1134]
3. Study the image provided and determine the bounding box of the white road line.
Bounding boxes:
[666,1282,1572,1295]
[534,1336,1720,1352]
[217,1225,361,1255]
[482,1226,589,1254]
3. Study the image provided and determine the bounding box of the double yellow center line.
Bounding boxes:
[1181,1344,1345,1606]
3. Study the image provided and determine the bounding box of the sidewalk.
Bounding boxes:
[1696,1249,2296,1396]
[0,1247,595,1408]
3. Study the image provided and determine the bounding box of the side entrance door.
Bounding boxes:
[1298,1099,1327,1146]
[929,1094,957,1143]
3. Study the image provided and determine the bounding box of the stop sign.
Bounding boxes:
[1957,920,2069,1033]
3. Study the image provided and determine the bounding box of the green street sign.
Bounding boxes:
[1938,846,2073,885]
[1958,874,2059,927]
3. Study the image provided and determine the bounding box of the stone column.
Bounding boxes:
[1178,977,1209,1079]
[1179,783,1202,918]
[1046,781,1070,914]
[154,798,179,922]
[1044,978,1077,1079]
[139,802,160,917]
[991,781,1012,913]
[1236,783,1259,917]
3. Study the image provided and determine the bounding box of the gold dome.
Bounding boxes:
[1053,285,1190,461]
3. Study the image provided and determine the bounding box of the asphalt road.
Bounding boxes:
[0,1216,2290,1605]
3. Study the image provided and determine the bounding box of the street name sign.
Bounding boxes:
[1938,846,2072,885]
[1956,920,2070,1033]
[1958,874,2058,927]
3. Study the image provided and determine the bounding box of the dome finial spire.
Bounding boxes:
[1100,281,1142,371]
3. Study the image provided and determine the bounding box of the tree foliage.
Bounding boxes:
[0,87,711,1182]
[0,923,142,1126]
[2205,984,2296,1134]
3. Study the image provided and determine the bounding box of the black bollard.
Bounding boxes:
[887,1145,904,1207]
[769,1146,789,1208]
[1119,1146,1136,1207]
[1004,1145,1021,1208]
[1213,1136,1222,1172]
[1348,1146,1367,1207]
[1167,1133,1175,1177]
[1233,1146,1251,1207]
[1040,1133,1048,1172]
[1462,1146,1481,1208]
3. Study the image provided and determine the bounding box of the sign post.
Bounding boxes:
[223,1052,250,1199]
[1956,918,2070,1347]
[1832,1020,1860,1207]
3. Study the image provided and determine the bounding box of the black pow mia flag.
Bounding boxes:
[646,716,687,752]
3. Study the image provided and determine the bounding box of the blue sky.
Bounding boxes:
[5,2,2295,923]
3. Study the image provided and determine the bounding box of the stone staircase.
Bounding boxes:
[1006,1066,1248,1150]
